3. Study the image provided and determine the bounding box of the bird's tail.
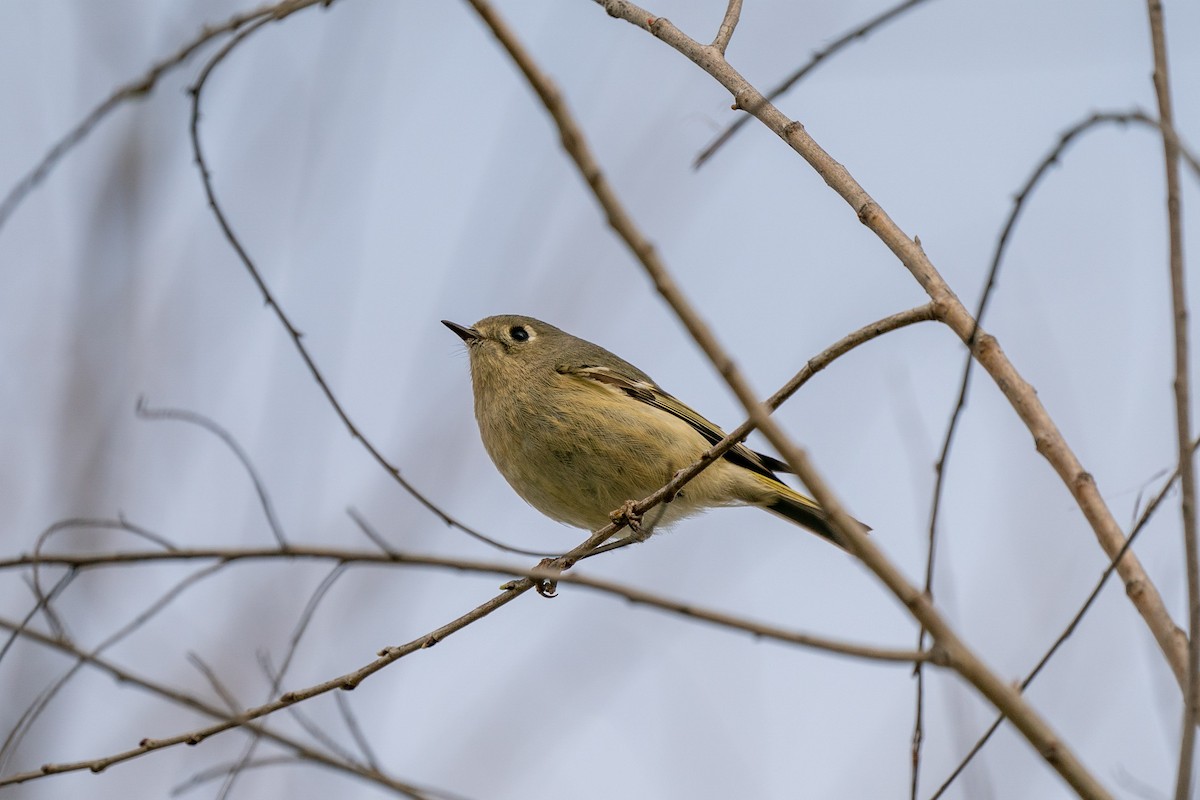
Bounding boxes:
[763,483,868,550]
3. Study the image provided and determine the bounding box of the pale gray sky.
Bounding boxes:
[2,1,1198,798]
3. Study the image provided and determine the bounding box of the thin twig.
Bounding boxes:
[348,507,400,555]
[0,580,525,788]
[220,563,351,799]
[625,303,936,521]
[184,10,547,560]
[0,515,647,788]
[136,399,289,548]
[0,563,226,771]
[711,0,743,54]
[0,543,932,664]
[929,109,1200,587]
[1,518,184,767]
[0,617,434,798]
[1141,0,1198,795]
[188,652,243,712]
[172,756,305,796]
[929,440,1197,799]
[0,0,329,233]
[918,108,1200,781]
[334,692,381,772]
[694,0,937,168]
[278,692,361,768]
[0,568,72,667]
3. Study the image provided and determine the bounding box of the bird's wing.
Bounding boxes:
[560,364,791,481]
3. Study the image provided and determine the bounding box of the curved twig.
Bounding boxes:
[0,0,330,234]
[184,8,550,560]
[136,398,289,548]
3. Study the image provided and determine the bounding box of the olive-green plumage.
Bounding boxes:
[443,315,852,547]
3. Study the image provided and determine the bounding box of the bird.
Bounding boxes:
[443,314,854,547]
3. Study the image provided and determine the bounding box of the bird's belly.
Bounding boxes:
[484,398,710,531]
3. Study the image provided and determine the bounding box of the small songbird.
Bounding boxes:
[443,315,852,546]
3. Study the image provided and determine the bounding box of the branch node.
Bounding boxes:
[783,119,805,139]
[1125,576,1146,602]
[928,644,953,668]
[972,331,997,357]
[731,86,756,112]
[856,199,879,224]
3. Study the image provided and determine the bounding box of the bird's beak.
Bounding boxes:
[442,320,481,343]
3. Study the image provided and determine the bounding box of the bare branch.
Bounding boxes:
[694,0,938,168]
[0,0,331,233]
[222,563,351,799]
[917,103,1200,797]
[183,9,548,560]
[334,692,381,773]
[0,563,226,772]
[0,581,523,788]
[172,756,305,796]
[930,439,1200,799]
[1140,0,1199,795]
[0,617,434,798]
[475,0,1112,795]
[0,522,624,789]
[624,303,936,524]
[1,542,933,664]
[187,652,244,713]
[136,399,289,548]
[711,0,742,54]
[596,0,1190,709]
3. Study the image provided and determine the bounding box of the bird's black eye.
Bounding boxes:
[509,325,530,342]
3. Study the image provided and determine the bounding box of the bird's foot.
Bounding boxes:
[533,557,561,598]
[610,500,648,541]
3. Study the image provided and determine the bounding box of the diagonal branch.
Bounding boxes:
[930,437,1200,798]
[0,618,437,798]
[918,103,1200,797]
[694,0,938,168]
[471,0,1112,795]
[0,580,530,789]
[594,0,1189,704]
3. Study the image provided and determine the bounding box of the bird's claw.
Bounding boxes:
[610,500,649,541]
[534,557,560,598]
